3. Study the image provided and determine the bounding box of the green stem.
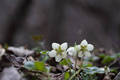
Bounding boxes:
[69,69,81,80]
[80,57,84,67]
[75,53,78,71]
[75,59,77,71]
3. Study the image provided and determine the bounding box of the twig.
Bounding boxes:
[114,72,120,80]
[69,69,81,80]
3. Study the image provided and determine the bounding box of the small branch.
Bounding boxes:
[114,72,120,80]
[19,67,48,77]
[69,69,81,80]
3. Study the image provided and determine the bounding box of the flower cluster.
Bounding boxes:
[48,40,94,62]
[67,40,94,58]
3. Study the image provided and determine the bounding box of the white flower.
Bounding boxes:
[84,51,91,57]
[48,50,56,57]
[78,51,91,57]
[67,47,77,56]
[61,43,68,50]
[48,42,68,62]
[78,40,94,57]
[78,51,83,57]
[62,51,67,58]
[104,66,110,74]
[87,44,94,51]
[75,45,81,51]
[67,40,94,58]
[55,55,62,62]
[52,43,60,50]
[80,40,88,46]
[80,40,94,51]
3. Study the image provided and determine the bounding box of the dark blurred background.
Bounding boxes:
[0,0,120,51]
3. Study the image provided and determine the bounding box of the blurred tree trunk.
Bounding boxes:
[4,0,32,45]
[48,0,66,43]
[0,0,120,51]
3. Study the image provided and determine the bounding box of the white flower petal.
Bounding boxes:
[78,51,83,57]
[84,51,91,57]
[55,55,62,62]
[67,47,77,56]
[80,40,88,46]
[87,44,94,51]
[61,42,68,50]
[99,68,105,73]
[76,45,81,51]
[48,50,56,57]
[62,51,67,58]
[68,52,73,56]
[52,43,60,50]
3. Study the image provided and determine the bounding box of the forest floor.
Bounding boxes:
[0,44,120,80]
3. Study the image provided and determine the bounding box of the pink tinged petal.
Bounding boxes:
[55,55,62,62]
[61,42,68,50]
[80,40,88,46]
[52,43,60,50]
[78,51,83,57]
[48,50,56,57]
[87,44,94,51]
[84,51,91,57]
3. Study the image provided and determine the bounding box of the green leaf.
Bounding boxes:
[87,56,99,62]
[83,63,93,67]
[34,61,47,72]
[64,72,70,80]
[60,59,71,66]
[99,54,106,58]
[110,68,118,73]
[116,53,120,58]
[39,51,49,62]
[84,67,105,74]
[41,56,49,62]
[101,56,115,64]
[80,71,98,80]
[32,49,49,62]
[40,51,48,55]
[24,61,35,70]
